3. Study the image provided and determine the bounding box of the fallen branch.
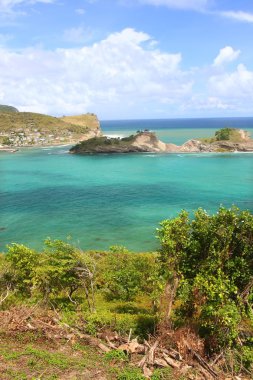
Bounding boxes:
[105,336,117,349]
[185,343,218,378]
[0,288,12,305]
[162,352,181,369]
[61,321,111,352]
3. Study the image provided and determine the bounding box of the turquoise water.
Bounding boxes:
[102,118,253,145]
[1,118,253,251]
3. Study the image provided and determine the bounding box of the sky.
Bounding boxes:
[0,0,253,119]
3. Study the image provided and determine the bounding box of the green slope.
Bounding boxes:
[0,104,19,113]
[0,112,99,134]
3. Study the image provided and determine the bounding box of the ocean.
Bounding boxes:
[1,118,253,251]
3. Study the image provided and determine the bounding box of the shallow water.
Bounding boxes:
[1,118,253,251]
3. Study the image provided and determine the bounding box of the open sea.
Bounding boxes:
[1,117,253,252]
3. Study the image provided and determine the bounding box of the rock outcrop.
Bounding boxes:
[180,139,253,153]
[70,129,253,154]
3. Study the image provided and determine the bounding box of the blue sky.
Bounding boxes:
[0,0,253,119]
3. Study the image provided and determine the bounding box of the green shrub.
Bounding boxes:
[157,206,253,351]
[117,368,145,380]
[104,349,128,362]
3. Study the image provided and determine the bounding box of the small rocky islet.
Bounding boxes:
[70,127,253,154]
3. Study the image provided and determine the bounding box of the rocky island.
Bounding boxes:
[0,104,101,150]
[69,131,174,154]
[70,127,253,154]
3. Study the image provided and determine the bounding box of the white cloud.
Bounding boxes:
[138,0,209,11]
[209,64,253,97]
[213,46,240,67]
[220,10,253,23]
[187,96,232,111]
[1,27,253,118]
[0,0,54,13]
[0,28,192,118]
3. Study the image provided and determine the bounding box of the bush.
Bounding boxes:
[100,246,157,302]
[157,206,253,351]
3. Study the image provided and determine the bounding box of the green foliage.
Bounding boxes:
[117,367,145,380]
[104,349,128,361]
[100,246,157,302]
[157,206,253,351]
[70,134,138,153]
[200,127,248,144]
[83,307,156,337]
[1,136,11,145]
[4,244,39,295]
[33,239,97,310]
[151,367,173,379]
[215,128,232,140]
[34,239,80,299]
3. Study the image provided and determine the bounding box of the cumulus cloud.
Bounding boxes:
[0,28,192,118]
[209,64,253,97]
[213,46,240,67]
[1,27,253,117]
[220,10,253,23]
[137,0,209,11]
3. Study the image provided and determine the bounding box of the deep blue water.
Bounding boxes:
[0,118,253,252]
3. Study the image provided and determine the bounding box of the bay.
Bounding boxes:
[0,118,253,251]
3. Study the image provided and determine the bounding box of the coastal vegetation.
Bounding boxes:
[69,135,141,154]
[0,206,252,379]
[200,127,250,144]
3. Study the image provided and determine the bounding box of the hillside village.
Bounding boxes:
[0,105,101,148]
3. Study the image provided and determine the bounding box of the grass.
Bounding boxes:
[0,331,116,379]
[0,104,18,113]
[0,111,99,135]
[0,330,178,380]
[199,127,249,144]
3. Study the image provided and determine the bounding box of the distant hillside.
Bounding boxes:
[0,112,101,147]
[60,113,99,129]
[0,105,19,113]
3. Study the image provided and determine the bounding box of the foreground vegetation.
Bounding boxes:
[0,206,253,379]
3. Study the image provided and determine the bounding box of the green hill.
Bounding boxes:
[0,111,101,147]
[0,104,19,113]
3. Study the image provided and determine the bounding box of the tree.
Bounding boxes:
[100,246,154,302]
[157,207,253,350]
[4,243,39,296]
[34,239,97,310]
[156,211,190,323]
